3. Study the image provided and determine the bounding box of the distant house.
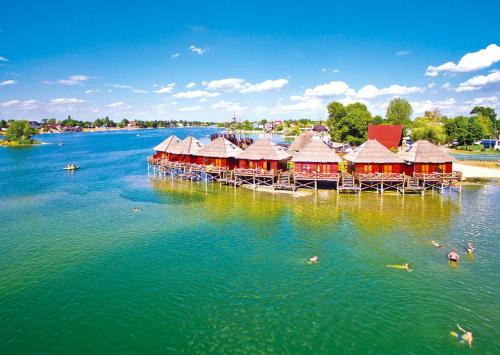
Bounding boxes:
[312,124,329,133]
[127,121,140,128]
[29,121,42,129]
[367,125,404,150]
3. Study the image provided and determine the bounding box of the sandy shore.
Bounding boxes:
[454,163,500,179]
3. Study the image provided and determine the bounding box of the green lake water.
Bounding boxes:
[0,128,499,354]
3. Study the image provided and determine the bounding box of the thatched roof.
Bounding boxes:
[195,137,243,158]
[288,131,315,156]
[169,136,204,155]
[236,139,291,161]
[292,138,342,163]
[398,140,455,163]
[153,135,180,152]
[343,139,405,164]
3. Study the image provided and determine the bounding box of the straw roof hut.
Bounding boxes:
[398,140,455,163]
[236,139,291,161]
[344,139,404,164]
[292,138,342,163]
[153,135,180,152]
[195,137,242,158]
[169,136,204,155]
[287,131,316,156]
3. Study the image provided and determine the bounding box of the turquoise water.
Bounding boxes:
[0,128,499,354]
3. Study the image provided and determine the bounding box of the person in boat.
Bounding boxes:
[307,256,318,264]
[467,242,474,254]
[387,263,412,272]
[432,240,443,248]
[451,324,473,347]
[448,249,459,261]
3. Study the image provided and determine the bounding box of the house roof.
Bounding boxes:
[398,140,455,163]
[236,139,291,161]
[195,137,243,158]
[153,135,180,152]
[287,131,316,156]
[312,124,329,132]
[291,138,342,163]
[169,136,204,155]
[344,139,405,164]
[367,124,404,149]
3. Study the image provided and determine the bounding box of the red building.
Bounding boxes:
[168,136,204,163]
[152,135,180,160]
[194,137,242,169]
[291,138,342,174]
[235,139,291,171]
[343,139,405,174]
[367,125,404,150]
[398,140,454,175]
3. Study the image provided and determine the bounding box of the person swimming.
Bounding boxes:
[387,263,412,272]
[307,256,319,264]
[432,240,443,248]
[467,242,474,254]
[133,207,141,212]
[451,323,473,347]
[448,249,459,262]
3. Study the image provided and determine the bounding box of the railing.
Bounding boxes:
[353,173,405,180]
[233,168,276,177]
[294,171,340,180]
[414,171,462,180]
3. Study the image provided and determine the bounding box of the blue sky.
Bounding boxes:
[0,0,499,121]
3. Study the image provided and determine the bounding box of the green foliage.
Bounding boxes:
[410,116,446,144]
[326,101,374,145]
[259,119,268,126]
[476,115,494,138]
[444,116,483,146]
[0,119,7,129]
[386,97,413,127]
[5,120,37,143]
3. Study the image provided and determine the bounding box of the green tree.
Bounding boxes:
[5,120,37,143]
[119,118,130,128]
[476,115,493,138]
[259,119,268,126]
[326,101,373,145]
[444,116,483,146]
[470,106,497,133]
[0,119,7,129]
[386,97,413,127]
[410,116,446,144]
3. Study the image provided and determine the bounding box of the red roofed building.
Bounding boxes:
[367,125,404,150]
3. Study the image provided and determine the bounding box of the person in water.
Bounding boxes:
[467,242,474,254]
[432,240,443,248]
[307,256,318,264]
[448,249,459,261]
[387,263,412,272]
[133,207,141,212]
[451,323,473,347]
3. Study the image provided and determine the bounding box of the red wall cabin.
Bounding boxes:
[198,157,238,169]
[349,163,403,174]
[294,162,339,174]
[410,162,452,174]
[237,159,285,171]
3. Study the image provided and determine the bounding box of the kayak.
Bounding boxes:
[64,166,80,171]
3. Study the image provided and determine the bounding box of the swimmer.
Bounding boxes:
[432,240,443,248]
[133,207,141,212]
[467,242,474,254]
[307,256,319,264]
[386,263,413,272]
[448,249,459,262]
[451,323,473,347]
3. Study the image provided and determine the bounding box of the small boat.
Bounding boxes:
[59,142,64,146]
[64,163,80,171]
[448,249,459,262]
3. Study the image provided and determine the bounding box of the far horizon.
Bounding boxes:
[0,1,499,122]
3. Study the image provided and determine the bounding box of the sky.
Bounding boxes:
[0,0,499,122]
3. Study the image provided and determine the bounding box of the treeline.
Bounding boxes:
[325,98,498,146]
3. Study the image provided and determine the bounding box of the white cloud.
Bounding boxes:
[239,79,288,93]
[442,82,451,89]
[178,105,203,112]
[154,83,176,94]
[0,79,17,86]
[189,45,208,55]
[410,98,458,115]
[58,75,90,85]
[1,100,19,107]
[426,44,500,76]
[1,99,38,110]
[107,101,125,108]
[85,89,93,94]
[275,98,324,113]
[304,81,351,97]
[356,84,424,99]
[131,89,147,94]
[51,97,85,104]
[171,53,180,59]
[211,100,247,112]
[0,56,8,62]
[203,78,246,91]
[173,90,220,99]
[186,82,197,88]
[464,96,498,105]
[456,71,500,92]
[396,50,411,56]
[108,83,148,94]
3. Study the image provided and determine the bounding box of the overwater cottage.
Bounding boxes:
[343,139,405,174]
[292,138,342,174]
[168,136,204,164]
[152,135,180,160]
[235,139,291,171]
[398,140,455,174]
[194,136,242,169]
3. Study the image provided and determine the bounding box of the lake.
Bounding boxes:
[0,128,499,353]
